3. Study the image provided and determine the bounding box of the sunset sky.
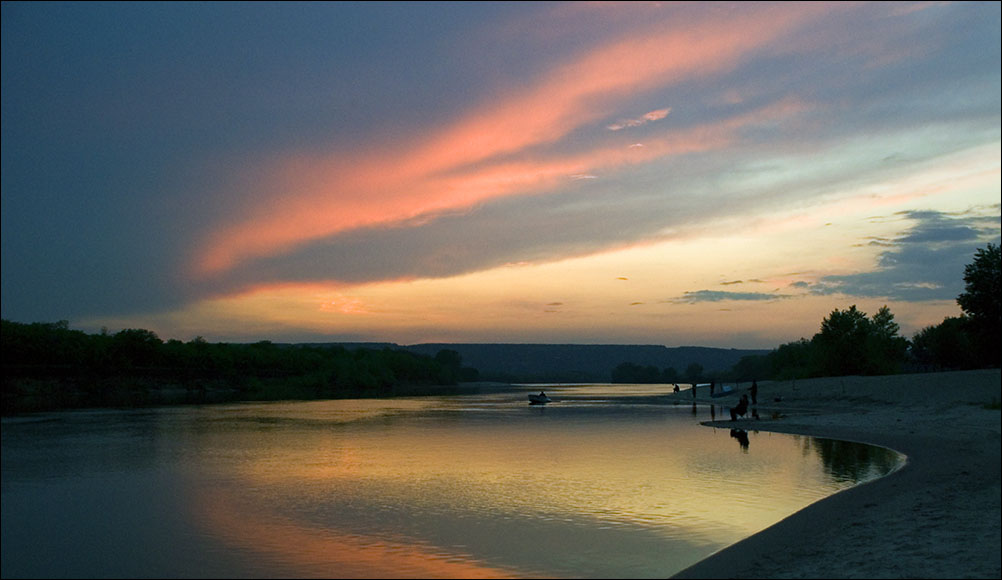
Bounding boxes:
[2,1,999,348]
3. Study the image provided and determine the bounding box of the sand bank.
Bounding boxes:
[669,369,1001,579]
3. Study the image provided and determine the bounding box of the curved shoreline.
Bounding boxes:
[668,369,1001,579]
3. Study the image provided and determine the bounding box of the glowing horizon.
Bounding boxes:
[2,2,999,348]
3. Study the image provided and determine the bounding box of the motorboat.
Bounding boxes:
[528,392,551,405]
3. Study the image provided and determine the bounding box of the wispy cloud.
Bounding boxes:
[192,99,815,294]
[192,3,834,280]
[607,108,671,131]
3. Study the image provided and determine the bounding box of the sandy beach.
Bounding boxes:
[669,368,1001,579]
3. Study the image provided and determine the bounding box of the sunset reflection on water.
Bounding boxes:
[0,386,902,578]
[171,387,901,578]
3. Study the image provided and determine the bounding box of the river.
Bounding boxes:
[1,384,902,578]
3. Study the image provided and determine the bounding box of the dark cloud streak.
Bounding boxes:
[672,290,788,304]
[816,210,1001,301]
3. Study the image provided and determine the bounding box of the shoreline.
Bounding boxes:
[667,368,1001,579]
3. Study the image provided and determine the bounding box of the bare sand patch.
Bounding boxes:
[669,369,1001,579]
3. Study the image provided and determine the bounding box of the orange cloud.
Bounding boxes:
[193,3,834,279]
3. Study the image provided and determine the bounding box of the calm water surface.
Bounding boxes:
[1,384,902,578]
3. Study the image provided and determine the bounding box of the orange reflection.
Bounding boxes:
[192,485,527,579]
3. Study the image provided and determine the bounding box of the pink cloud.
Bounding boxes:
[193,3,834,279]
[607,107,672,131]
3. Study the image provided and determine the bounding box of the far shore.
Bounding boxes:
[667,368,1001,579]
[1,377,521,416]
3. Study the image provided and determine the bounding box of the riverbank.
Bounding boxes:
[668,368,1000,579]
[1,375,515,416]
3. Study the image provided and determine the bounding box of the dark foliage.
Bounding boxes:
[956,243,1001,366]
[910,316,979,370]
[812,305,909,376]
[611,362,678,383]
[726,305,910,380]
[734,245,1001,378]
[2,320,472,414]
[909,244,1001,370]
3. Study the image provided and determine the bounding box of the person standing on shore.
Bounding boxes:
[750,380,758,405]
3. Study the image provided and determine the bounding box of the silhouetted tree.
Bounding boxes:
[684,363,704,384]
[111,328,163,368]
[726,245,1000,378]
[611,362,661,383]
[812,306,872,376]
[811,305,908,377]
[866,306,910,374]
[958,243,1001,324]
[957,243,1000,366]
[911,316,978,370]
[770,338,814,379]
[435,349,463,370]
[731,353,771,382]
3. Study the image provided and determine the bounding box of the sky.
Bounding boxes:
[2,1,1000,349]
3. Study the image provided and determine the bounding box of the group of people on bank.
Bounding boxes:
[675,379,759,421]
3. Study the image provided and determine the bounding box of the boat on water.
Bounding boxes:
[710,385,734,398]
[528,392,551,405]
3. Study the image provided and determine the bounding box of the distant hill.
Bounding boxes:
[325,343,769,383]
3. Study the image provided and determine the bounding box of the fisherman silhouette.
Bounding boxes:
[730,394,749,421]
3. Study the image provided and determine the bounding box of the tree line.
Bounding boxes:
[613,244,1000,383]
[1,321,479,414]
[610,361,705,384]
